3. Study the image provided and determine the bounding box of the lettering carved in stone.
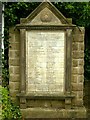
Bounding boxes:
[26,30,65,95]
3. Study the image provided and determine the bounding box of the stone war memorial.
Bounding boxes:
[9,2,87,119]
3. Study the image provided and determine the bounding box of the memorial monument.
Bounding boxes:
[9,2,87,119]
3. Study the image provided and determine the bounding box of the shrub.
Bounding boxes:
[84,48,90,80]
[0,86,22,120]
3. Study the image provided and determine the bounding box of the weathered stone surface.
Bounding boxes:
[78,75,84,83]
[26,30,65,95]
[9,43,20,50]
[21,108,64,118]
[78,42,84,51]
[9,82,20,90]
[9,50,19,58]
[72,27,81,34]
[71,83,83,91]
[72,75,78,83]
[10,90,19,97]
[9,28,15,43]
[9,66,14,74]
[31,7,62,25]
[78,59,84,66]
[73,51,84,59]
[9,27,20,43]
[72,67,84,74]
[11,97,19,104]
[9,51,15,58]
[9,59,20,66]
[9,27,15,34]
[27,100,64,108]
[71,91,78,97]
[72,43,78,51]
[20,108,87,118]
[72,59,78,67]
[51,100,64,108]
[72,98,83,107]
[77,91,83,99]
[14,51,20,58]
[9,2,86,119]
[76,107,87,118]
[73,34,84,42]
[72,42,84,51]
[20,97,27,109]
[20,104,26,109]
[15,29,20,42]
[10,74,20,82]
[27,100,51,108]
[13,66,20,74]
[79,27,85,33]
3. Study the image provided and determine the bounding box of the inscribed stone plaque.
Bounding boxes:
[26,30,65,95]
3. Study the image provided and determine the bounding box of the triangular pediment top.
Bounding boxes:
[20,2,72,26]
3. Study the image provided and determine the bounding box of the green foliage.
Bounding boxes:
[84,27,90,80]
[54,2,90,27]
[1,86,22,120]
[4,2,90,27]
[4,2,40,26]
[2,58,9,87]
[84,49,90,80]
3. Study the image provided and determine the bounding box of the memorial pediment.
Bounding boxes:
[19,2,71,26]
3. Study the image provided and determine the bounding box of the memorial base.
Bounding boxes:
[21,107,87,119]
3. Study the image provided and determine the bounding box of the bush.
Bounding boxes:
[0,86,22,120]
[84,48,90,80]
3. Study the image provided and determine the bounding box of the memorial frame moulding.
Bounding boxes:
[16,2,76,109]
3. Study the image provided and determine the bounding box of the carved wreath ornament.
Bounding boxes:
[40,12,52,22]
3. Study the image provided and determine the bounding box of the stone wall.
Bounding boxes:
[71,27,85,107]
[9,26,85,106]
[9,26,86,118]
[9,27,20,103]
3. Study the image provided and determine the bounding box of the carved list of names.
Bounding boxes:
[26,30,65,95]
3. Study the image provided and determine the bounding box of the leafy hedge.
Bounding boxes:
[1,86,22,120]
[84,49,90,80]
